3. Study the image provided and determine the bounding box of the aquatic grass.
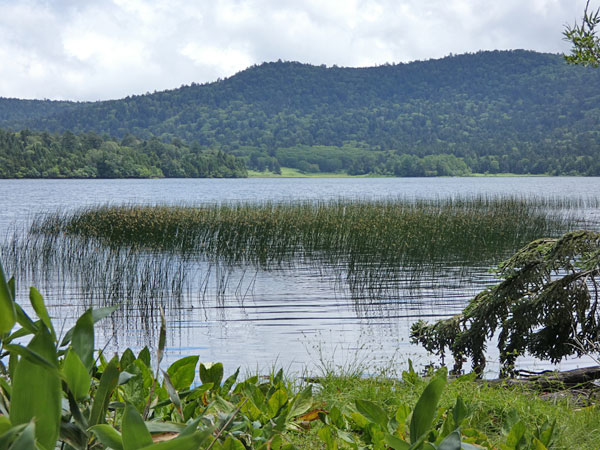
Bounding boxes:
[5,194,595,310]
[31,195,586,267]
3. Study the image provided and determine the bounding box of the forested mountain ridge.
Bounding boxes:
[2,50,600,176]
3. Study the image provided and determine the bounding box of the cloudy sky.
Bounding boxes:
[0,0,590,101]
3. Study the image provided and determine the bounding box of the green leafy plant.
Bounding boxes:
[0,258,321,449]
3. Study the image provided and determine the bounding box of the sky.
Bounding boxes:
[0,0,590,101]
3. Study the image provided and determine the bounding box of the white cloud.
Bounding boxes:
[0,0,590,100]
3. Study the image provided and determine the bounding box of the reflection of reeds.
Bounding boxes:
[3,195,591,311]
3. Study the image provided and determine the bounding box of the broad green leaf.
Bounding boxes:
[221,367,240,395]
[29,287,55,340]
[13,304,38,336]
[64,349,92,402]
[531,437,549,450]
[65,388,89,432]
[288,385,313,419]
[89,356,120,427]
[138,429,213,450]
[72,309,94,371]
[145,422,186,434]
[89,424,124,450]
[318,425,338,450]
[7,421,36,450]
[355,399,389,429]
[166,355,198,390]
[0,261,16,335]
[60,421,89,448]
[61,304,119,347]
[178,417,202,437]
[350,412,368,429]
[122,403,153,450]
[241,399,263,422]
[0,416,11,435]
[396,404,411,429]
[3,324,36,344]
[268,389,289,417]
[3,344,57,371]
[501,409,520,435]
[10,327,61,450]
[137,347,151,367]
[385,433,410,450]
[200,362,223,389]
[503,421,526,450]
[272,368,284,386]
[409,373,447,445]
[537,419,556,447]
[120,348,137,370]
[161,370,183,419]
[452,397,469,427]
[0,423,27,449]
[437,430,462,450]
[7,276,14,301]
[221,436,246,450]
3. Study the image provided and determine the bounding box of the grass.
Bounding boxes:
[292,371,600,449]
[32,196,583,267]
[3,194,589,306]
[247,167,554,178]
[247,167,376,177]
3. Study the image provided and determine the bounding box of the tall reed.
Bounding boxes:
[6,195,593,306]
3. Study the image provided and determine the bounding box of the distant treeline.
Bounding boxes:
[3,127,600,178]
[248,144,600,176]
[2,50,600,176]
[0,129,247,178]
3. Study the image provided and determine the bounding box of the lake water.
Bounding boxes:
[2,176,600,377]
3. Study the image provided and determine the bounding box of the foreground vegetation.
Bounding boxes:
[1,260,598,449]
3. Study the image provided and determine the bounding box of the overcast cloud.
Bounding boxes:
[0,0,589,101]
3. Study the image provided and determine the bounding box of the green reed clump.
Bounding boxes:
[31,195,582,269]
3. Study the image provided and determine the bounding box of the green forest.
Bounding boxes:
[1,50,600,176]
[0,129,247,178]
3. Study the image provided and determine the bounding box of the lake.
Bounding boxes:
[2,176,600,377]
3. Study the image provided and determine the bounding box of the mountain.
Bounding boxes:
[1,50,600,176]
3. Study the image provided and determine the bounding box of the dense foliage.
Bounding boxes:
[0,128,247,178]
[411,230,600,377]
[1,50,600,176]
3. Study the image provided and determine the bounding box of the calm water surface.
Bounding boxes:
[2,177,600,377]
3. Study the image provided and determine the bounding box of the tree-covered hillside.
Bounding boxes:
[0,129,247,178]
[1,50,600,175]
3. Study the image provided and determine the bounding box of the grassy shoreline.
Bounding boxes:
[294,368,600,449]
[248,167,552,178]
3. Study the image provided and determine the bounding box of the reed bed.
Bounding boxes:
[32,195,583,266]
[5,195,592,308]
